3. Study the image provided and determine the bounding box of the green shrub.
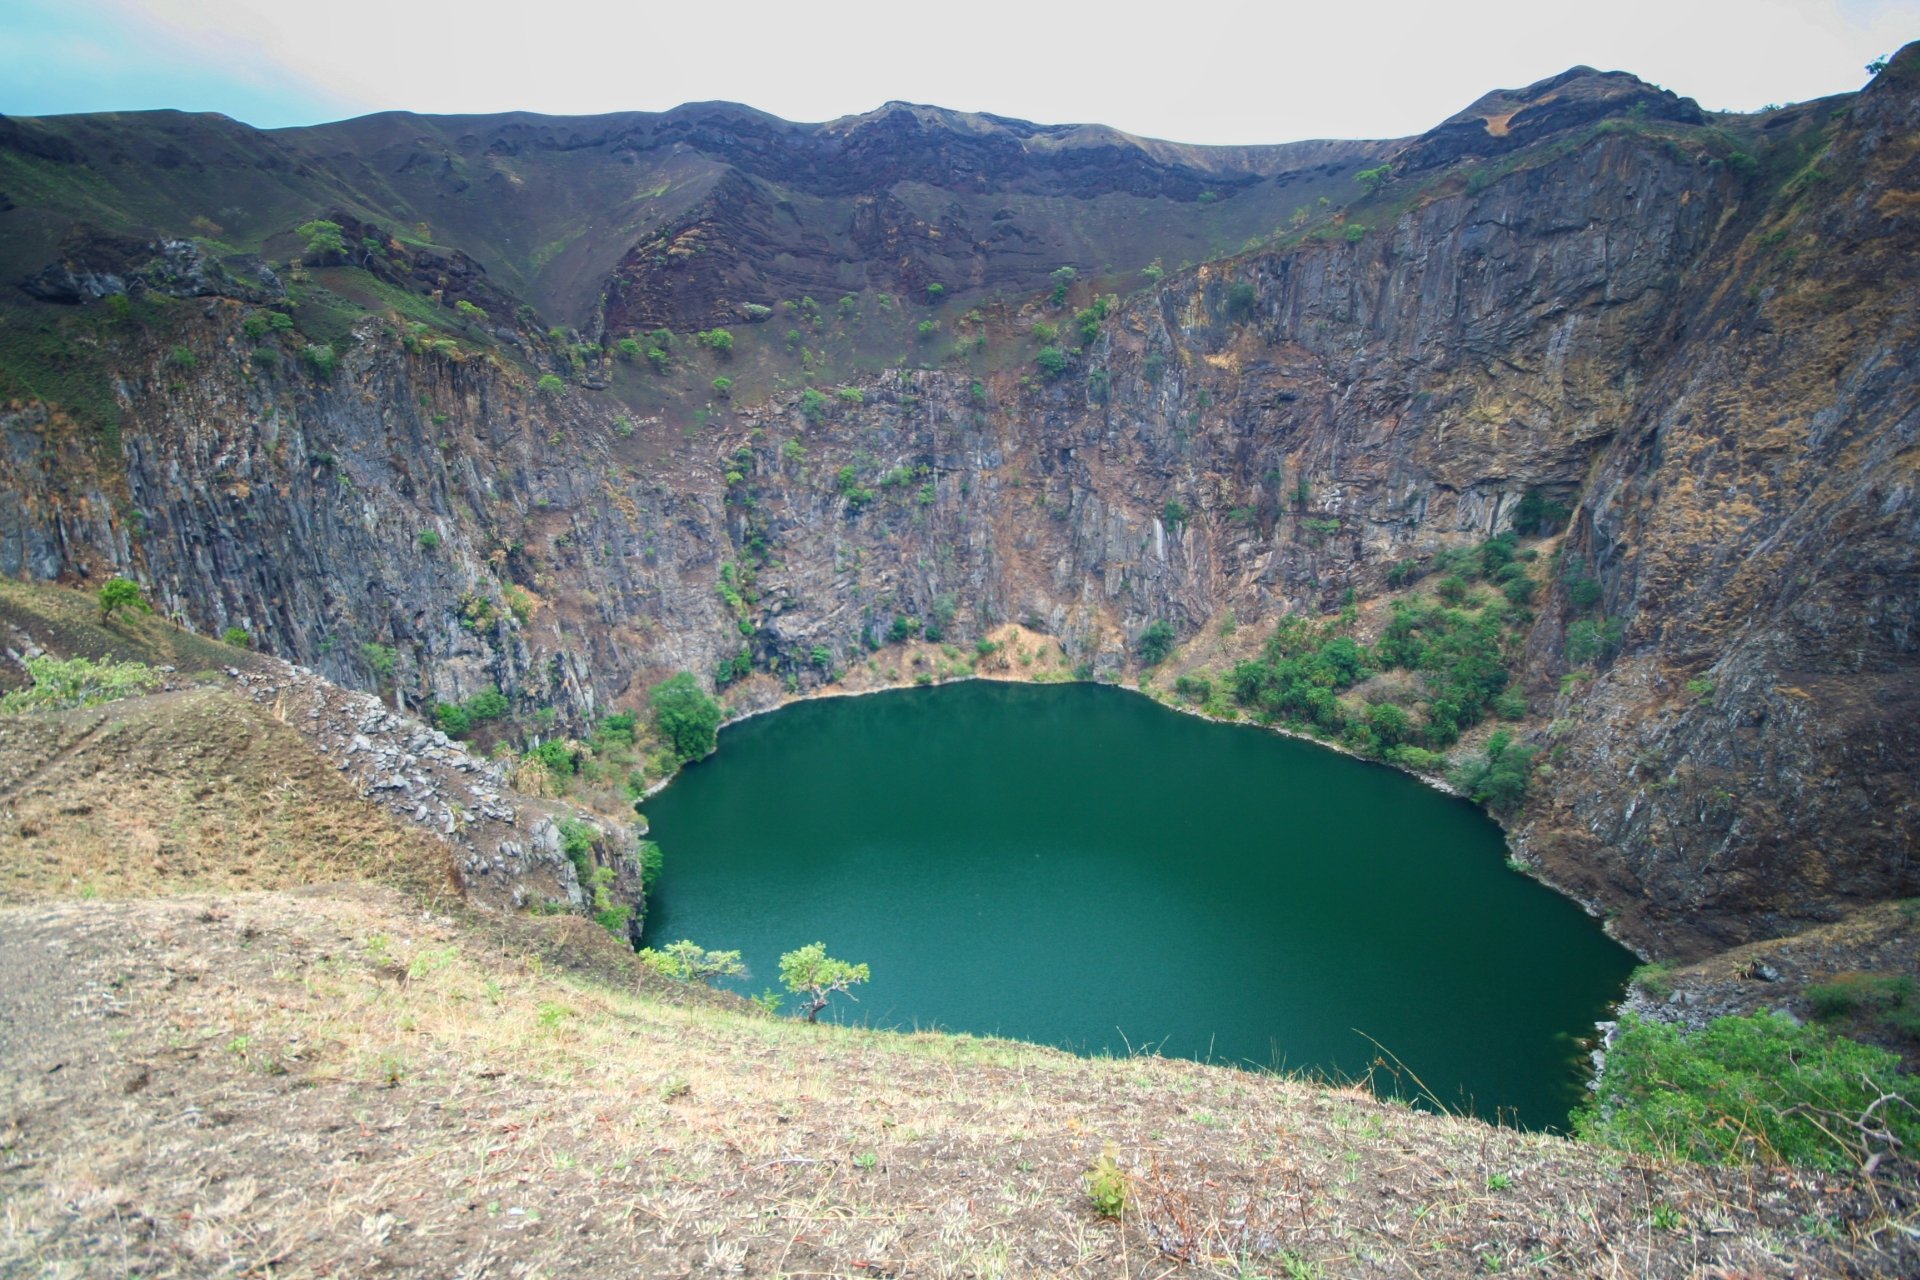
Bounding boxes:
[97,576,146,622]
[1512,489,1571,536]
[714,645,753,688]
[1385,559,1426,589]
[417,529,441,551]
[1224,281,1257,321]
[1575,1012,1920,1171]
[1034,346,1069,379]
[535,373,565,397]
[433,686,509,739]
[1383,744,1446,771]
[301,343,337,378]
[1478,532,1518,577]
[1562,558,1603,610]
[221,626,251,648]
[433,702,473,737]
[1136,620,1176,666]
[1807,973,1920,1035]
[1632,961,1677,999]
[1074,299,1109,344]
[533,739,578,779]
[296,218,345,260]
[1048,266,1076,308]
[1448,730,1537,812]
[361,642,397,680]
[0,655,161,713]
[639,939,748,984]
[1085,1148,1127,1217]
[711,376,733,397]
[466,687,509,720]
[596,709,637,747]
[1161,499,1188,527]
[649,672,723,763]
[1566,616,1625,665]
[1174,673,1212,704]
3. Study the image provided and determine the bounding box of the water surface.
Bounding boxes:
[643,680,1634,1128]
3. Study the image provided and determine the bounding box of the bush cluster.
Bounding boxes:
[432,686,509,739]
[0,655,161,713]
[1230,594,1516,760]
[1577,1012,1920,1171]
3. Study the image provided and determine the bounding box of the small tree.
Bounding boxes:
[779,942,870,1023]
[97,576,145,623]
[296,219,346,263]
[649,671,723,763]
[1048,266,1077,308]
[640,939,748,985]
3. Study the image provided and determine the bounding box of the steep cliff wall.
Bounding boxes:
[2,54,1916,960]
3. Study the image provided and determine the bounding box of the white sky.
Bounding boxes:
[2,0,1915,142]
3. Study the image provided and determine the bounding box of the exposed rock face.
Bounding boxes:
[2,51,1917,960]
[220,659,645,934]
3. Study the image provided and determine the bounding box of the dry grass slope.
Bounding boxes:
[2,886,1915,1278]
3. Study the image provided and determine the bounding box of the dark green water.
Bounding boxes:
[643,680,1635,1129]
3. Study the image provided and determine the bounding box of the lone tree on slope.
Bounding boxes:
[779,942,871,1023]
[97,576,145,623]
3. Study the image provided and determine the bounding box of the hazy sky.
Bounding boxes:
[2,0,1914,143]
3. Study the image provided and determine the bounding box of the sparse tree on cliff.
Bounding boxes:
[779,942,870,1023]
[296,219,346,264]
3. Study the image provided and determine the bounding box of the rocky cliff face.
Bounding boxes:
[2,52,1917,960]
